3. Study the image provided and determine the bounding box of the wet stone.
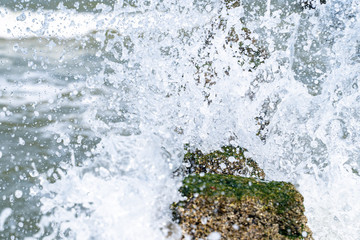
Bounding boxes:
[194,0,269,88]
[181,146,265,180]
[173,174,313,240]
[301,0,327,9]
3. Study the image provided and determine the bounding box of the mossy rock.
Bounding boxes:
[173,174,313,240]
[183,146,265,180]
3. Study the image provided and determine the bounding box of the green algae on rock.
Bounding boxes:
[183,146,265,180]
[174,174,313,240]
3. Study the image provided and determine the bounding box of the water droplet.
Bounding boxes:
[16,13,26,21]
[310,140,318,148]
[0,208,12,231]
[18,138,25,146]
[219,162,226,170]
[14,190,23,199]
[12,44,19,52]
[232,224,239,230]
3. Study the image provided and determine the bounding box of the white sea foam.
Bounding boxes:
[0,208,12,232]
[5,0,358,239]
[30,133,182,239]
[0,6,215,40]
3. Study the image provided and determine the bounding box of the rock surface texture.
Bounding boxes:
[173,148,313,240]
[183,146,265,179]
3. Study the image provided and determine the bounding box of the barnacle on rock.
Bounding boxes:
[182,145,265,179]
[173,174,313,240]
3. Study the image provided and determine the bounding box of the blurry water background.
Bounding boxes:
[0,0,359,239]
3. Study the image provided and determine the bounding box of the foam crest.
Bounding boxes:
[0,5,214,39]
[30,133,181,239]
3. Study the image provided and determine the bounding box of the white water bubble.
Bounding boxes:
[18,138,25,146]
[219,162,226,170]
[310,140,318,148]
[228,156,236,163]
[12,44,19,52]
[0,208,12,231]
[98,167,110,178]
[207,232,221,240]
[205,5,212,12]
[16,13,26,21]
[232,224,239,230]
[0,152,2,159]
[77,136,83,144]
[14,190,23,199]
[63,136,70,146]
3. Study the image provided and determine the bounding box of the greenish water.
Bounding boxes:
[0,35,103,238]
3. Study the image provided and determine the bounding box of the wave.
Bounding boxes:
[1,1,360,239]
[0,6,215,40]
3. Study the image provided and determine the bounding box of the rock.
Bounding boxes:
[182,146,265,180]
[173,174,313,240]
[223,0,241,9]
[194,1,269,87]
[301,0,326,9]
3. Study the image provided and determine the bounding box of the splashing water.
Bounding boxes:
[0,0,360,239]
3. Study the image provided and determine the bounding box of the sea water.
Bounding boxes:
[0,0,359,239]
